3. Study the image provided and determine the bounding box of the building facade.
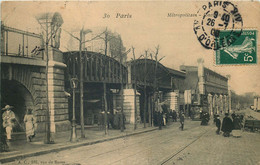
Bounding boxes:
[180,59,230,118]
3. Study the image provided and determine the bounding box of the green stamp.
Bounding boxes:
[215,30,257,65]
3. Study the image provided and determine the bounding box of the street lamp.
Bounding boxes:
[70,77,79,142]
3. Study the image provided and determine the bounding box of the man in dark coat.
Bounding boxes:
[157,100,165,130]
[162,104,168,125]
[215,115,221,135]
[221,113,234,137]
[172,110,177,122]
[231,112,236,120]
[201,112,209,125]
[158,111,163,130]
[179,112,185,131]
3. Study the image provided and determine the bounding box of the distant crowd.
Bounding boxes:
[214,112,244,137]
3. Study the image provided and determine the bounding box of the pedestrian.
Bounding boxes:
[119,111,126,130]
[221,113,234,137]
[107,111,114,129]
[24,108,36,142]
[239,114,244,128]
[215,115,221,135]
[158,111,163,130]
[2,105,16,149]
[231,111,236,120]
[162,103,168,125]
[179,111,185,131]
[157,99,164,130]
[2,105,16,141]
[163,113,167,126]
[201,112,209,125]
[232,115,242,138]
[98,111,105,130]
[0,109,9,152]
[172,110,177,122]
[113,110,120,129]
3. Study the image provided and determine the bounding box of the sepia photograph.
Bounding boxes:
[0,1,260,164]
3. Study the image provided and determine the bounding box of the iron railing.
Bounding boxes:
[1,25,44,59]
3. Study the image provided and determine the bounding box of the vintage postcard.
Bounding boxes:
[0,1,260,165]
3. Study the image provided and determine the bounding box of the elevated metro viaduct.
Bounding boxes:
[126,59,186,125]
[63,54,186,126]
[0,23,129,133]
[63,51,128,125]
[0,15,187,134]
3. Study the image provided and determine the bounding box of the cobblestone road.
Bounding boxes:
[164,124,260,165]
[5,116,260,165]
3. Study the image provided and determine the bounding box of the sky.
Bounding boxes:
[1,1,260,95]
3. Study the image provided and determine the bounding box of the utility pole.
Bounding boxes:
[44,18,51,144]
[119,37,124,132]
[153,46,161,127]
[79,29,85,138]
[104,29,108,135]
[36,13,63,144]
[144,51,147,128]
[79,28,92,138]
[132,47,137,130]
[36,15,54,144]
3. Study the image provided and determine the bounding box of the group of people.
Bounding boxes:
[154,98,186,131]
[170,110,177,122]
[98,110,126,130]
[1,105,36,151]
[215,112,244,137]
[200,111,210,125]
[154,100,169,130]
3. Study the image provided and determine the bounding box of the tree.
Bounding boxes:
[35,12,63,144]
[64,28,106,137]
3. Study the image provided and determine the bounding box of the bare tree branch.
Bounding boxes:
[35,17,47,32]
[158,56,165,62]
[82,30,106,44]
[63,29,80,41]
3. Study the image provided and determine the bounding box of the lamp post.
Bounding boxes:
[70,77,79,142]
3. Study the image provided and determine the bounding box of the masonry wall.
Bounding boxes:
[114,89,140,124]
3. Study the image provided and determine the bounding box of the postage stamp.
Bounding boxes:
[215,29,257,65]
[193,1,243,50]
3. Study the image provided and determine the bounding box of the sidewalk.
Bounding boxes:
[0,123,159,164]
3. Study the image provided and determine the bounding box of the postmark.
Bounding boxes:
[193,1,243,50]
[215,29,257,65]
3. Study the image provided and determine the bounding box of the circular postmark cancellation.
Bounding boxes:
[194,1,243,50]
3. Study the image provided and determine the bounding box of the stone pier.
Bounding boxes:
[114,89,140,124]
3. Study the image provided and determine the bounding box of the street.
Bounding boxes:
[7,116,260,165]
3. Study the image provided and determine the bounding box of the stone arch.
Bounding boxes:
[1,65,43,111]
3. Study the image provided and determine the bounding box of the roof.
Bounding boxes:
[180,65,228,80]
[166,67,186,78]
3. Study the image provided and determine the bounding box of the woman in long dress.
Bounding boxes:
[24,109,35,142]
